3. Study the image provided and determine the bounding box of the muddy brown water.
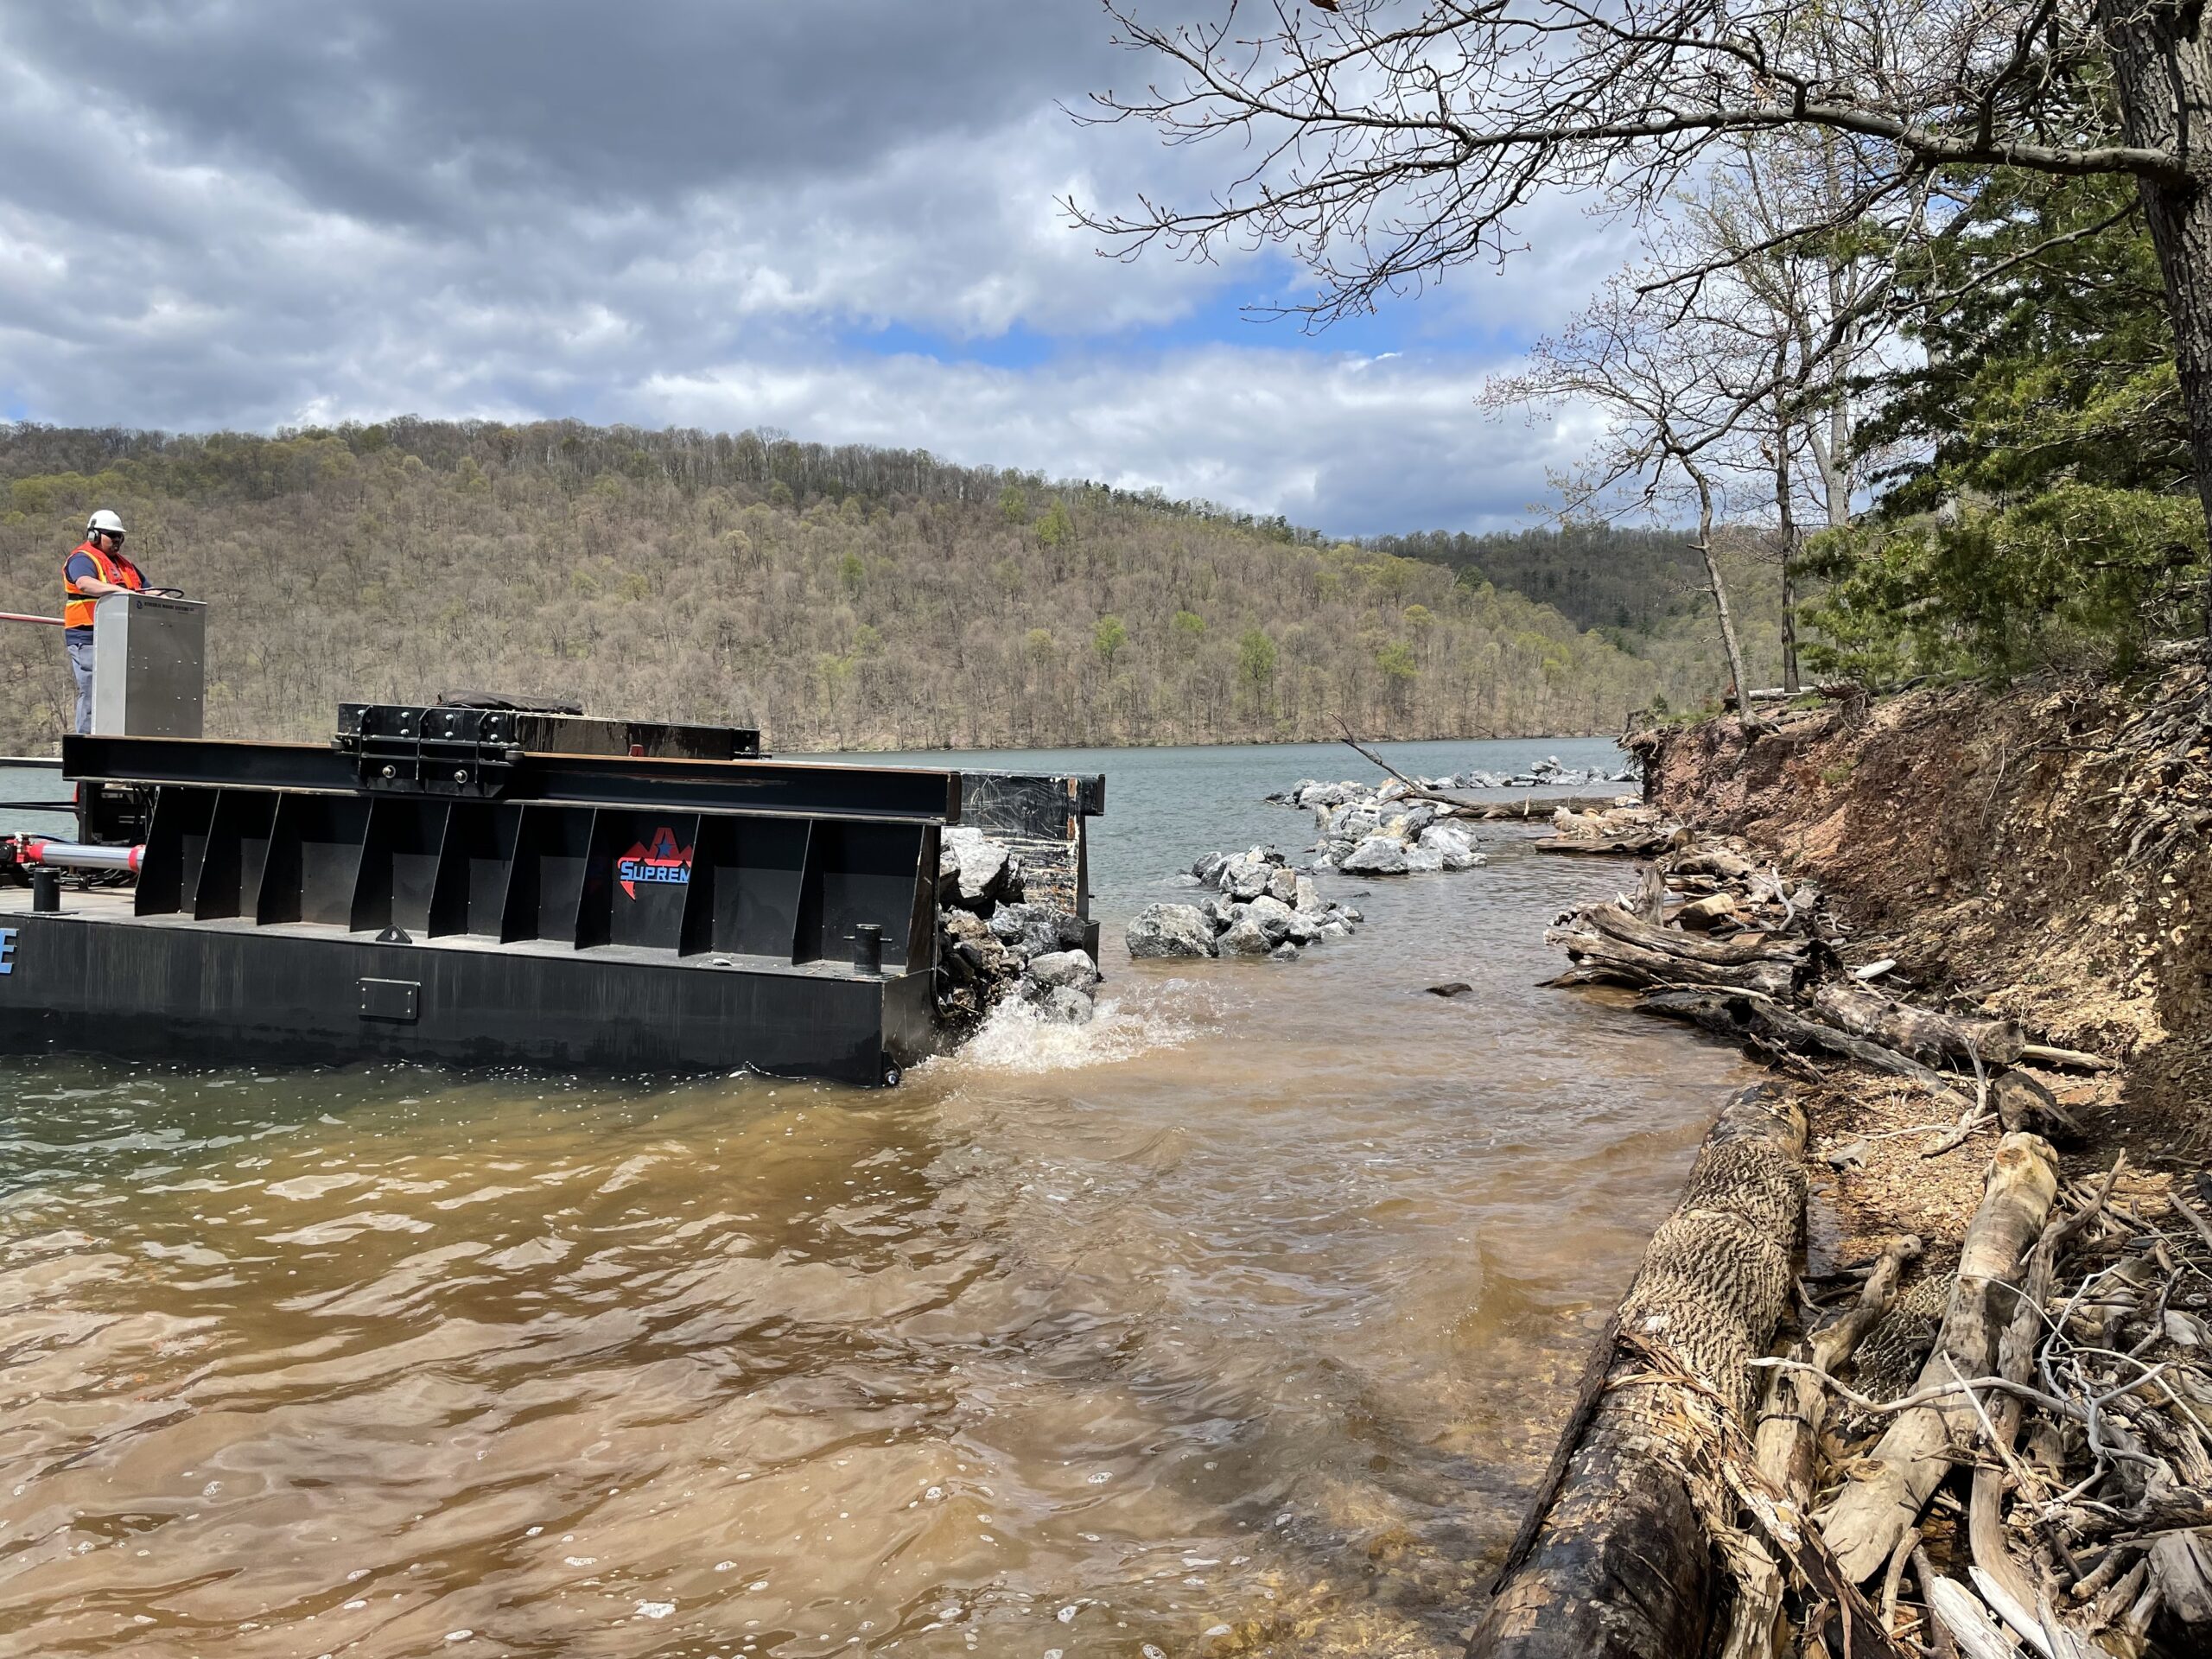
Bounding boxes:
[0,740,1751,1657]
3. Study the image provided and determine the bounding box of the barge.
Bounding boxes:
[0,594,1102,1084]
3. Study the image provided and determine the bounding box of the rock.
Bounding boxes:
[942,827,1018,910]
[1403,842,1446,873]
[1418,822,1486,871]
[1126,903,1216,959]
[1318,917,1352,940]
[1293,875,1325,913]
[1265,867,1300,906]
[1675,893,1739,931]
[1340,836,1410,875]
[1191,850,1230,886]
[1038,986,1096,1026]
[1427,982,1472,998]
[1028,949,1102,992]
[1220,850,1274,901]
[1312,854,1336,871]
[1217,917,1274,955]
[1401,801,1441,837]
[1327,803,1380,840]
[990,902,1087,957]
[1284,912,1322,944]
[1245,894,1298,943]
[954,931,1018,980]
[1269,940,1302,962]
[1340,906,1363,923]
[943,910,992,946]
[1201,894,1236,929]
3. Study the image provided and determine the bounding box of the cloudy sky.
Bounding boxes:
[0,2,1626,536]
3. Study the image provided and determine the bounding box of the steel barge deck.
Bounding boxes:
[0,706,1100,1084]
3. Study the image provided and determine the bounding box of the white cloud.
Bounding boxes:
[0,2,1631,533]
[633,345,1580,535]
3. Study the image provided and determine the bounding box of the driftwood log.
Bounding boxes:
[1577,902,1804,968]
[1329,721,1625,819]
[1756,1236,1923,1502]
[1808,980,2028,1068]
[1993,1071,2078,1140]
[1465,796,1627,822]
[1816,1134,2062,1580]
[1551,931,1799,999]
[1639,990,1979,1114]
[1534,830,1675,856]
[1670,847,1758,880]
[1468,1084,1807,1659]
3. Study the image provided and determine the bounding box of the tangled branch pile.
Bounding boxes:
[1543,810,2096,1148]
[1481,811,2212,1656]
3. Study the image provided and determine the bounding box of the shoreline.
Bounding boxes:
[785,730,1634,760]
[1475,664,2212,1656]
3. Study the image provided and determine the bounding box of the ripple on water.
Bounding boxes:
[0,805,1751,1658]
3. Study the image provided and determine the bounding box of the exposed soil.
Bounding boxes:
[1636,659,2211,1185]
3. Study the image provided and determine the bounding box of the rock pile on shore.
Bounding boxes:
[1125,847,1363,961]
[935,826,1101,1027]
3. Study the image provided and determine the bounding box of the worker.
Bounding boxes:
[63,509,147,734]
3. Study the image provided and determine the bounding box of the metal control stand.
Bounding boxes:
[92,594,206,738]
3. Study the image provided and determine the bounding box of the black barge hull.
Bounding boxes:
[0,728,1070,1086]
[0,907,934,1083]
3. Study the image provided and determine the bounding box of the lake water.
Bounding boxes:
[0,736,1749,1658]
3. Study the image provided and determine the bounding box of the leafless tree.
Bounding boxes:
[1485,273,1764,709]
[1077,1,2212,544]
[1674,132,1891,689]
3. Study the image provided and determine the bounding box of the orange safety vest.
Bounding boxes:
[62,540,144,630]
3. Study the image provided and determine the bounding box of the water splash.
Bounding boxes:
[939,978,1228,1075]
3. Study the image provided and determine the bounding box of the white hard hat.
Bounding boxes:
[86,509,125,536]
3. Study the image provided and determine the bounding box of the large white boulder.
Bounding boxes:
[1027,949,1101,992]
[1339,836,1410,875]
[941,827,1016,908]
[1126,904,1215,959]
[1217,917,1274,955]
[1419,822,1488,871]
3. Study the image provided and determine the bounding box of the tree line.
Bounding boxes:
[0,421,1748,754]
[1084,4,2211,698]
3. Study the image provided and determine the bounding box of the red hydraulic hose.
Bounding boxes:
[0,613,64,627]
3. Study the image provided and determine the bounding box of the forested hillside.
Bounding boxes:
[0,420,1740,755]
[1372,524,1707,635]
[1374,523,1790,698]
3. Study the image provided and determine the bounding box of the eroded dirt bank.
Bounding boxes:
[1637,659,2209,1171]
